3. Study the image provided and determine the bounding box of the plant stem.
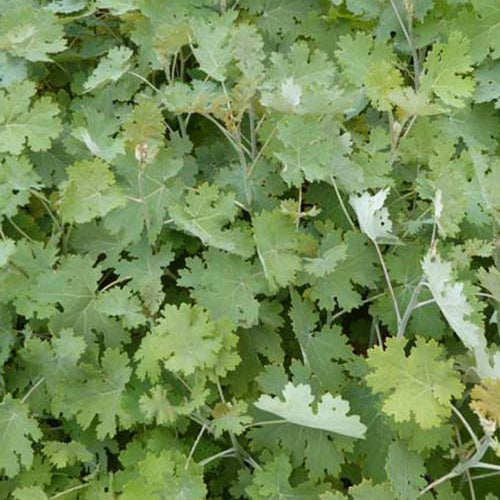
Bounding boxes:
[419,471,458,496]
[202,113,251,157]
[199,447,235,467]
[51,483,90,499]
[128,71,161,94]
[185,424,207,469]
[30,190,61,232]
[330,176,356,230]
[246,123,277,179]
[389,0,420,90]
[21,377,46,403]
[99,275,132,293]
[397,277,425,338]
[7,217,34,242]
[243,419,286,429]
[248,102,257,160]
[296,185,302,228]
[451,404,480,451]
[413,298,435,309]
[374,241,402,328]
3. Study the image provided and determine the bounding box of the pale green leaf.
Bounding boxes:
[254,382,366,438]
[84,46,133,92]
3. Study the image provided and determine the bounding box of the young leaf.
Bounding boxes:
[366,337,464,428]
[470,378,500,423]
[350,189,400,244]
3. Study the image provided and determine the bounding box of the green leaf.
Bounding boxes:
[59,159,125,224]
[0,395,41,477]
[0,238,15,267]
[105,148,184,244]
[136,303,239,380]
[364,61,403,111]
[122,99,166,163]
[191,11,237,82]
[114,240,174,313]
[0,81,62,155]
[211,400,252,438]
[304,231,380,311]
[66,349,132,439]
[241,0,317,43]
[43,441,92,468]
[335,32,396,88]
[169,183,254,257]
[254,382,366,438]
[349,480,396,500]
[120,450,207,500]
[366,337,464,428]
[246,454,328,500]
[253,209,302,292]
[260,42,344,115]
[385,441,426,500]
[290,291,354,392]
[0,0,66,61]
[0,53,27,88]
[84,46,133,92]
[46,0,88,13]
[273,115,353,186]
[12,487,48,500]
[453,0,500,64]
[178,248,267,327]
[420,32,475,107]
[0,155,41,217]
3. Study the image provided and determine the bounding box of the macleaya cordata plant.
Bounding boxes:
[0,0,499,498]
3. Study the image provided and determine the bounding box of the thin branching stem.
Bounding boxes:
[51,483,90,499]
[199,448,235,467]
[388,0,420,90]
[330,176,356,230]
[374,240,402,328]
[185,424,207,469]
[397,277,425,338]
[21,377,46,403]
[243,419,286,430]
[128,71,161,94]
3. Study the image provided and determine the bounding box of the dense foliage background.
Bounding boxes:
[0,0,499,498]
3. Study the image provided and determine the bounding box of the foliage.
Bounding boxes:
[0,0,498,498]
